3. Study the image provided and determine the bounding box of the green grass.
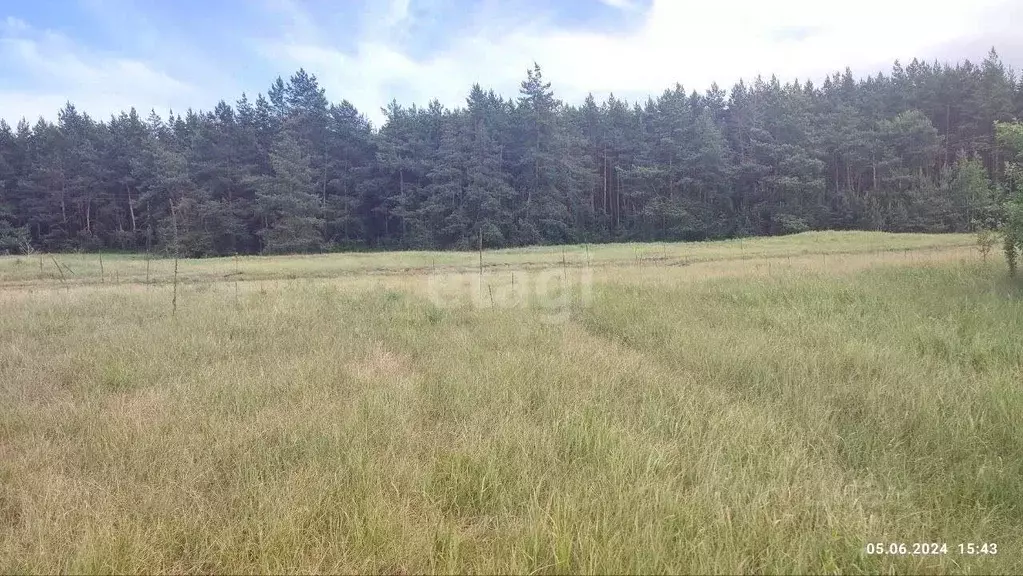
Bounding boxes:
[1,232,1020,574]
[0,231,974,287]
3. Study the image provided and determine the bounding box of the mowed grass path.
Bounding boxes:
[1,232,1021,574]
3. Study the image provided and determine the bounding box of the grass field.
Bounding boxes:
[1,231,1021,574]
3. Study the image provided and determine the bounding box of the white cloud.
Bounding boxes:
[598,0,636,10]
[0,19,206,124]
[262,0,324,43]
[2,16,29,33]
[266,0,1020,127]
[384,0,412,27]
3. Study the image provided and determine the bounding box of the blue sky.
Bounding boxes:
[2,0,1020,128]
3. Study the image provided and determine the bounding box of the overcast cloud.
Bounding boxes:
[1,0,1020,128]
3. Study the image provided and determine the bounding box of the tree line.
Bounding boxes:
[1,49,1021,256]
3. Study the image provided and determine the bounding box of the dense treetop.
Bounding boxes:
[1,50,1020,255]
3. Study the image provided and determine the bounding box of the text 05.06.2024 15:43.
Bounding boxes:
[865,543,998,556]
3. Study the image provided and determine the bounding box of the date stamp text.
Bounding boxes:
[865,542,998,556]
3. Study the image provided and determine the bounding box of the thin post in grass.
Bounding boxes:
[172,257,178,316]
[145,228,153,285]
[478,228,484,304]
[170,200,180,317]
[50,256,68,294]
[234,253,240,310]
[99,253,104,283]
[585,243,590,268]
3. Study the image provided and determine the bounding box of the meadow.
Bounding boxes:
[1,231,1021,574]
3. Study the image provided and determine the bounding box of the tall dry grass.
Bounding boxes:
[1,232,1020,574]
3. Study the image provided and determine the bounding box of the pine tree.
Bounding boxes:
[0,120,29,253]
[513,63,570,243]
[256,130,324,253]
[464,86,517,247]
[323,100,376,247]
